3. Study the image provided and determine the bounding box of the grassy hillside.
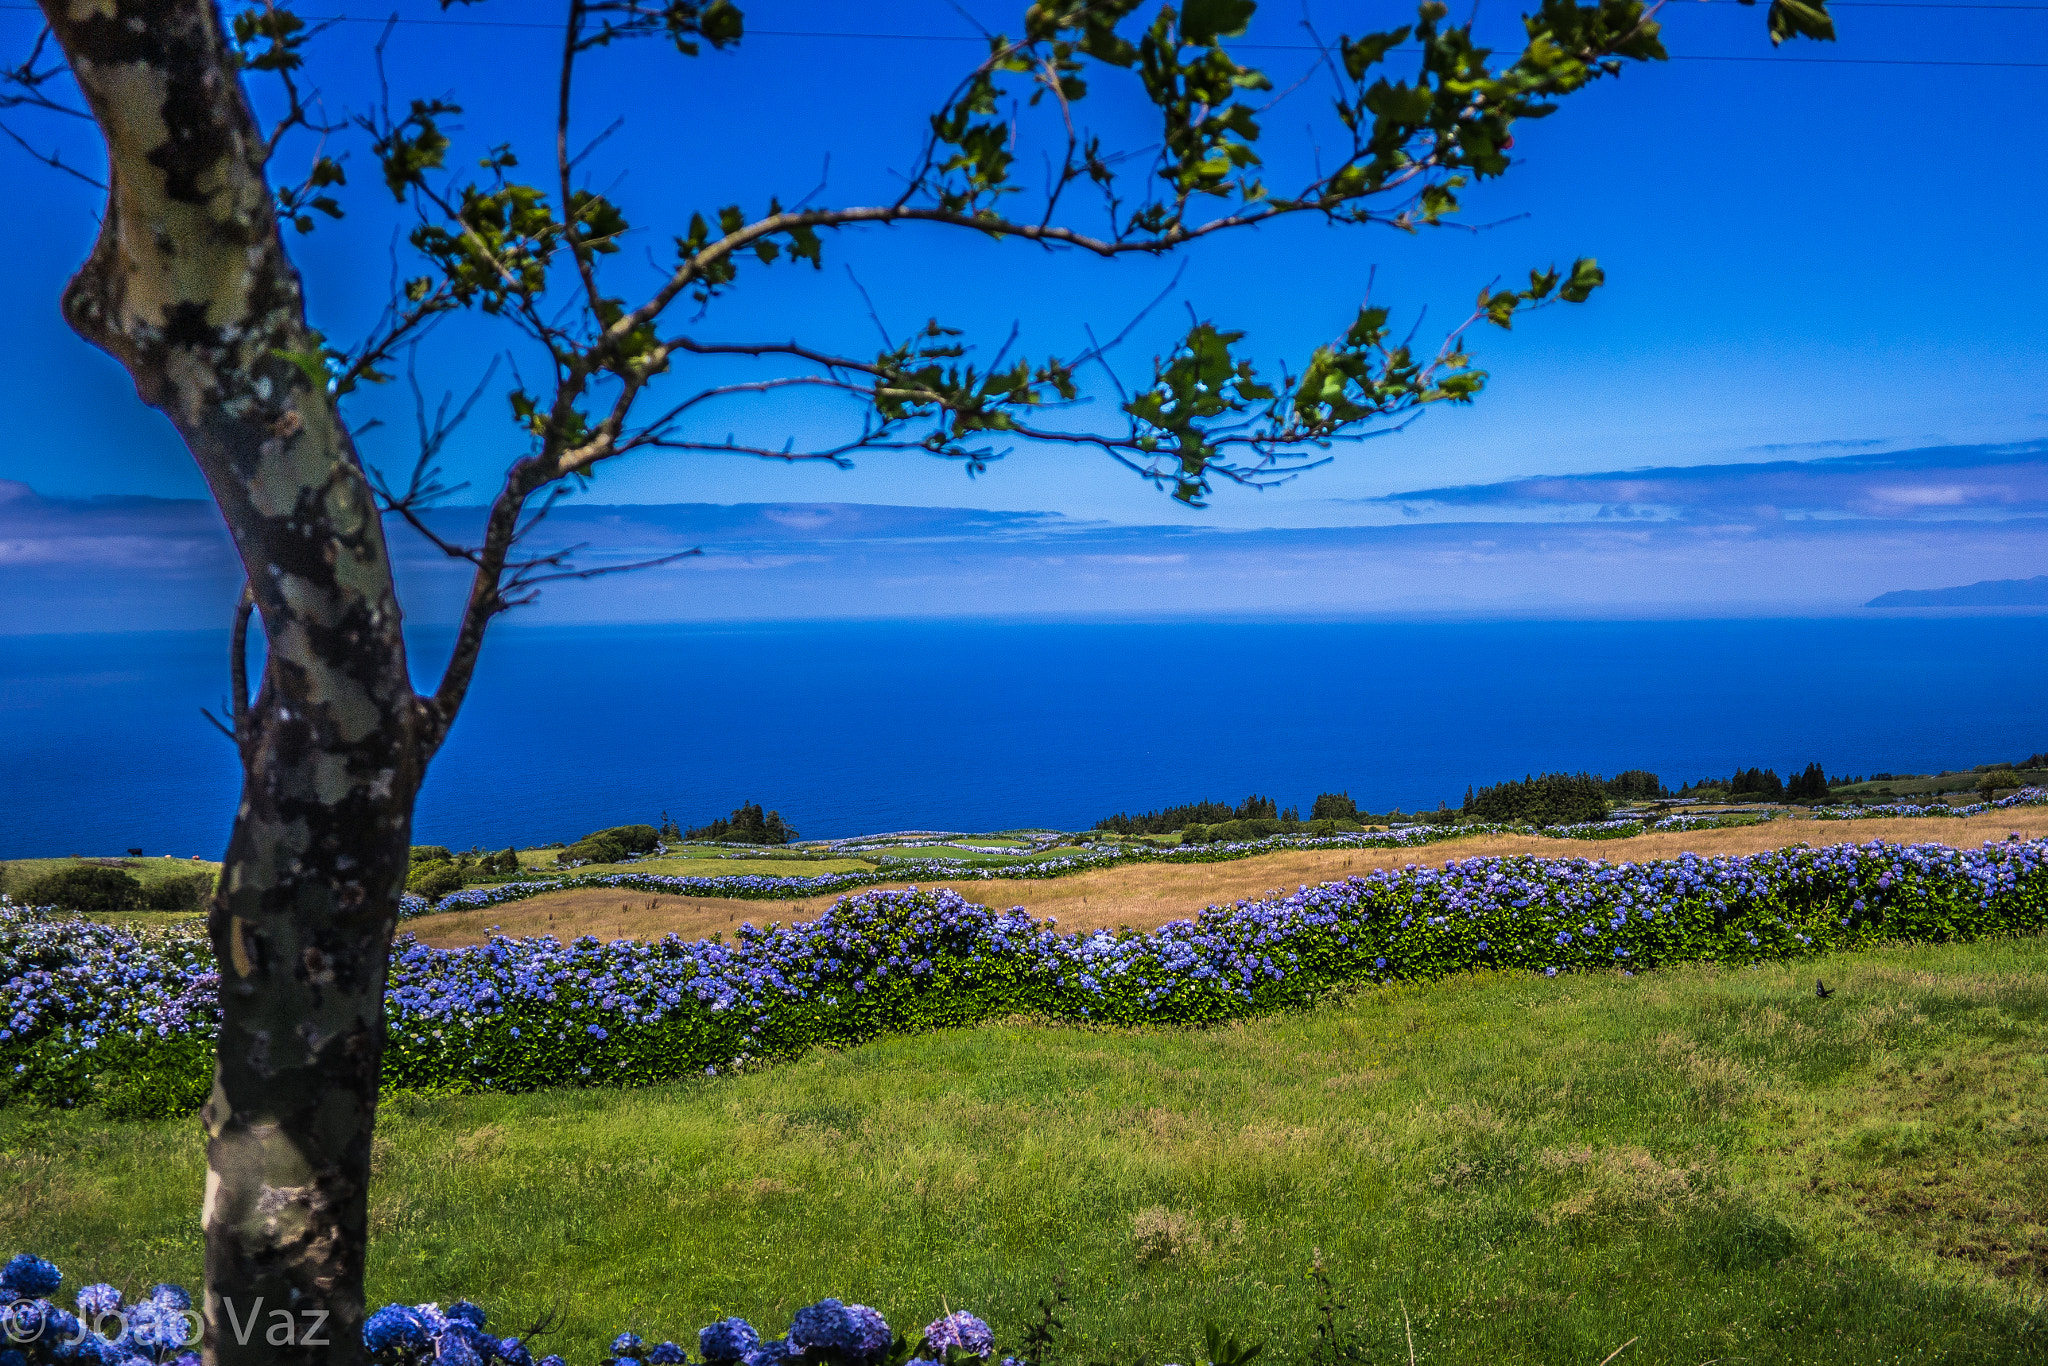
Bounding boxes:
[0,854,220,898]
[1833,768,2048,799]
[7,938,2043,1364]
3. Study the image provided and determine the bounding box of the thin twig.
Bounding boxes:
[1596,1339,1640,1366]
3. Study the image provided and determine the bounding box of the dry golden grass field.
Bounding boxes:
[407,806,2048,948]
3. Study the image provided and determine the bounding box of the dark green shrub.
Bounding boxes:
[410,845,453,864]
[1310,792,1358,821]
[1605,770,1665,800]
[407,862,465,897]
[590,824,660,855]
[1728,767,1785,801]
[1463,772,1609,825]
[143,873,213,912]
[20,865,143,913]
[560,835,625,865]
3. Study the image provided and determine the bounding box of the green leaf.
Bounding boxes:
[1767,0,1835,43]
[1559,256,1604,303]
[1340,26,1411,80]
[1180,0,1257,46]
[269,348,329,388]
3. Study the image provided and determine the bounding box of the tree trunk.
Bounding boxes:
[34,3,421,1363]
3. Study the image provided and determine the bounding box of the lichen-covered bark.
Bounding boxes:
[34,4,419,1364]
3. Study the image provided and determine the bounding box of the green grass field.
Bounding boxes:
[5,938,2044,1363]
[0,855,222,890]
[1832,769,2048,800]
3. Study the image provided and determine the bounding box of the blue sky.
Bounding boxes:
[1,0,2044,624]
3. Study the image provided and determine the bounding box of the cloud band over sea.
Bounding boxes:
[5,441,2046,632]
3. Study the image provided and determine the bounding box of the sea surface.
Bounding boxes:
[4,616,2046,858]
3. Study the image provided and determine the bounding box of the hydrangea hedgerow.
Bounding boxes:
[6,833,2048,1110]
[394,809,1805,919]
[404,786,2048,921]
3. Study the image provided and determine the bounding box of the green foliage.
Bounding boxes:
[411,845,454,864]
[17,866,143,915]
[559,836,623,866]
[1097,795,1284,835]
[1603,770,1664,801]
[1788,762,1832,802]
[1977,768,2022,797]
[407,862,467,898]
[141,874,214,914]
[237,0,1835,528]
[1461,772,1609,825]
[1310,792,1359,821]
[686,803,796,845]
[1730,767,1785,801]
[592,824,661,855]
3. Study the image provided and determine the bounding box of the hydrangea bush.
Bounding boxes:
[5,833,2047,1115]
[0,1254,1020,1366]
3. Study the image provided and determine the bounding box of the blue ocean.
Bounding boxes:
[4,616,2046,858]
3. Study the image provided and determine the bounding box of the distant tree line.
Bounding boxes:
[1604,770,1664,800]
[1096,795,1295,835]
[1675,764,1860,803]
[687,802,797,846]
[1461,773,1611,826]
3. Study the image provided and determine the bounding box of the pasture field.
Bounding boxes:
[5,939,2043,1364]
[1834,769,2048,799]
[408,807,2048,949]
[0,855,221,892]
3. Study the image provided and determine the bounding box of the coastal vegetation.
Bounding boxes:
[7,936,2043,1363]
[1461,772,1611,825]
[9,823,2046,1118]
[687,804,800,846]
[7,790,2043,1362]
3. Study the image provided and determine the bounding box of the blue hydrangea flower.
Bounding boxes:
[699,1319,761,1363]
[365,1306,433,1356]
[438,1332,484,1366]
[0,1349,25,1366]
[148,1287,191,1314]
[39,1306,83,1347]
[611,1335,645,1358]
[1,1255,62,1298]
[741,1339,792,1366]
[919,1313,993,1360]
[499,1340,534,1366]
[845,1307,890,1362]
[76,1286,123,1320]
[449,1304,489,1331]
[789,1301,858,1358]
[648,1344,687,1365]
